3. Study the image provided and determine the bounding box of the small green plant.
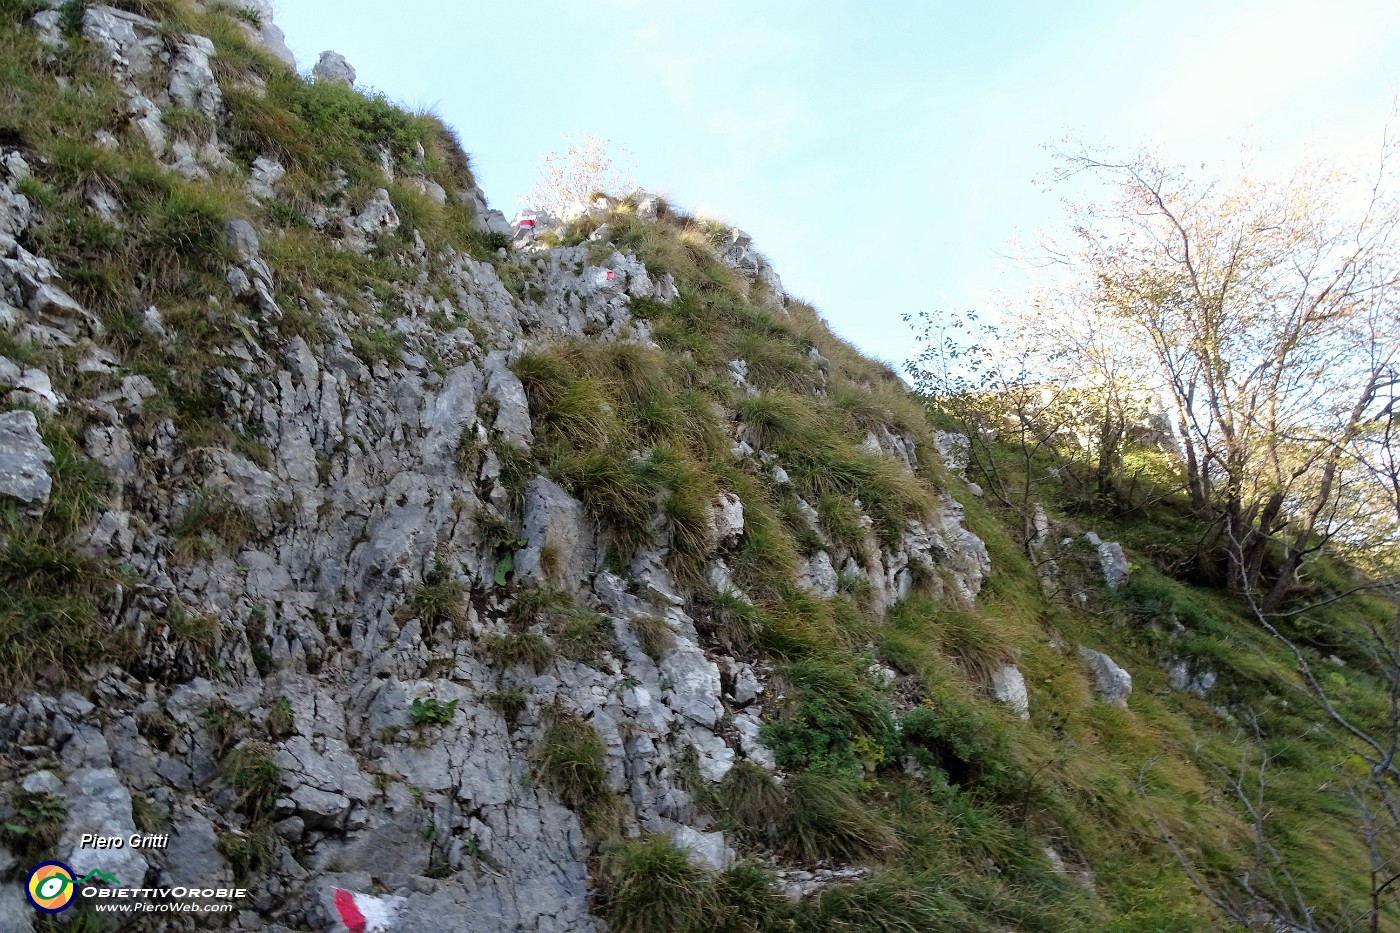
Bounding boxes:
[408,697,460,726]
[131,795,171,835]
[2,791,68,859]
[164,600,219,653]
[265,696,295,739]
[349,325,405,365]
[216,826,276,880]
[554,609,619,666]
[173,489,257,562]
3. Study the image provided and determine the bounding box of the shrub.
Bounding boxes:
[761,659,897,781]
[899,700,1021,799]
[1,790,68,859]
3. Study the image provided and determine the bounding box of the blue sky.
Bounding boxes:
[271,1,1400,369]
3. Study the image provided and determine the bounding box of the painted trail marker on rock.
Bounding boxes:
[333,888,405,933]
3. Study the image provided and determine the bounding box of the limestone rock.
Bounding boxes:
[515,477,595,594]
[1096,539,1130,589]
[1078,647,1132,707]
[934,430,970,473]
[60,768,149,890]
[1166,660,1216,698]
[485,353,534,448]
[991,665,1030,720]
[314,50,357,85]
[709,492,745,547]
[343,189,400,252]
[670,824,735,871]
[660,637,724,728]
[0,410,53,504]
[231,0,296,69]
[797,550,838,598]
[169,34,221,119]
[1,358,62,412]
[248,156,286,200]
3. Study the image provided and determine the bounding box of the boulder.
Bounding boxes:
[934,431,970,473]
[1166,660,1216,698]
[1077,647,1132,707]
[1097,540,1130,588]
[991,665,1030,720]
[0,409,53,504]
[670,825,735,871]
[230,0,296,69]
[343,189,400,253]
[660,637,724,728]
[709,492,744,547]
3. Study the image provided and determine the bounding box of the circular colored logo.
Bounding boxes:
[26,861,76,913]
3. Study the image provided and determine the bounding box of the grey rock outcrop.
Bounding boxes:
[1166,660,1216,698]
[230,0,297,69]
[1078,647,1132,707]
[313,50,357,85]
[0,409,53,504]
[991,664,1030,720]
[0,6,1008,929]
[60,768,149,889]
[515,477,594,593]
[1085,532,1130,588]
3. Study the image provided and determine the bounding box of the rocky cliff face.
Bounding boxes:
[0,4,1000,930]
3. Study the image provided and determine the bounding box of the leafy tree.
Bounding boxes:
[522,133,634,215]
[1043,143,1400,608]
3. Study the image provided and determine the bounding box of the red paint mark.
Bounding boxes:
[335,888,367,933]
[518,218,535,228]
[605,270,615,281]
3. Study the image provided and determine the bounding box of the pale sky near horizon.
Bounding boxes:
[270,1,1400,370]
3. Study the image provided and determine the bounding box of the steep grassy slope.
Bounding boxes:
[0,3,1394,931]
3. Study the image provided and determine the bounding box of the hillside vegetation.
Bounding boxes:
[0,3,1395,932]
